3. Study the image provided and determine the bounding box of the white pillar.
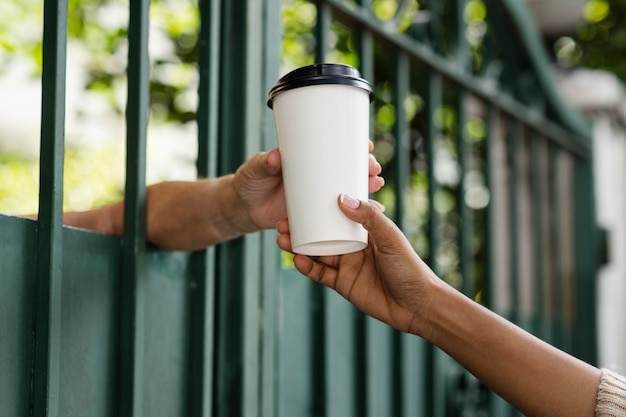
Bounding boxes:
[558,69,626,372]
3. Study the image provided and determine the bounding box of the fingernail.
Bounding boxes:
[340,193,361,209]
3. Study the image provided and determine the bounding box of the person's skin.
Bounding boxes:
[51,144,384,251]
[276,194,602,417]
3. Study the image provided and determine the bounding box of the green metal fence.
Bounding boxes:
[0,0,598,416]
[279,1,598,416]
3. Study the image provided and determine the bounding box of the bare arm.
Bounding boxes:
[276,195,601,417]
[45,145,384,251]
[60,175,257,250]
[43,176,249,249]
[425,279,600,417]
[61,150,286,250]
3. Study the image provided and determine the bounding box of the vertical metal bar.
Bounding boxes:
[315,0,332,63]
[425,81,441,284]
[541,143,555,340]
[573,157,598,363]
[483,103,494,309]
[428,0,444,54]
[356,0,374,80]
[485,109,512,416]
[187,0,221,415]
[260,2,282,416]
[240,1,272,414]
[530,133,545,339]
[507,119,524,417]
[456,90,474,298]
[516,131,533,333]
[541,142,555,346]
[314,3,330,416]
[454,0,469,71]
[392,51,410,417]
[214,0,273,414]
[506,118,520,326]
[196,0,220,178]
[557,152,575,355]
[323,0,363,395]
[213,1,245,412]
[354,2,373,414]
[119,0,150,414]
[311,286,326,417]
[548,146,563,350]
[393,56,410,231]
[32,0,68,414]
[453,0,473,300]
[485,106,507,415]
[425,67,441,417]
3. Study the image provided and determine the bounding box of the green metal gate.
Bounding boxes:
[0,0,598,416]
[278,1,598,416]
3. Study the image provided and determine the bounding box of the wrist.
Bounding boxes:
[62,203,122,236]
[219,174,259,237]
[410,276,465,343]
[106,201,124,236]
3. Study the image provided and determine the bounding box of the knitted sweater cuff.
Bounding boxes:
[596,368,626,417]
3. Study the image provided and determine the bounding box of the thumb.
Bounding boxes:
[263,148,282,176]
[238,149,282,179]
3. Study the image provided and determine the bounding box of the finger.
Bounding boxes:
[338,194,394,237]
[276,233,293,252]
[368,139,374,152]
[276,218,290,234]
[368,175,385,193]
[292,255,339,289]
[368,154,382,176]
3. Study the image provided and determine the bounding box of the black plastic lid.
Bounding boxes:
[267,63,374,108]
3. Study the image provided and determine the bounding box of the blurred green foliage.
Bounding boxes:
[1,0,593,296]
[2,0,479,279]
[0,0,198,214]
[569,0,626,82]
[0,146,123,214]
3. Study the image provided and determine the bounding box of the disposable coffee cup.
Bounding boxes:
[267,63,374,256]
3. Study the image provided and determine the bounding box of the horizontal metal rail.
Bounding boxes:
[323,0,591,158]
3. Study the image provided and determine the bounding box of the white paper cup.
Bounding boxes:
[267,63,374,256]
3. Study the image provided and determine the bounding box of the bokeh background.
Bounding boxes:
[0,0,622,214]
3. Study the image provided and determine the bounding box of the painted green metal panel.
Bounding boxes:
[0,216,36,417]
[277,267,316,417]
[142,251,193,416]
[59,229,121,417]
[325,289,359,417]
[1,218,122,417]
[365,318,394,417]
[573,159,599,362]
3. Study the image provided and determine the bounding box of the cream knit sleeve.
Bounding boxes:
[596,368,626,416]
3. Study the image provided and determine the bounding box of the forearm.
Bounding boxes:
[143,176,256,250]
[422,281,601,417]
[62,203,123,236]
[61,176,256,250]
